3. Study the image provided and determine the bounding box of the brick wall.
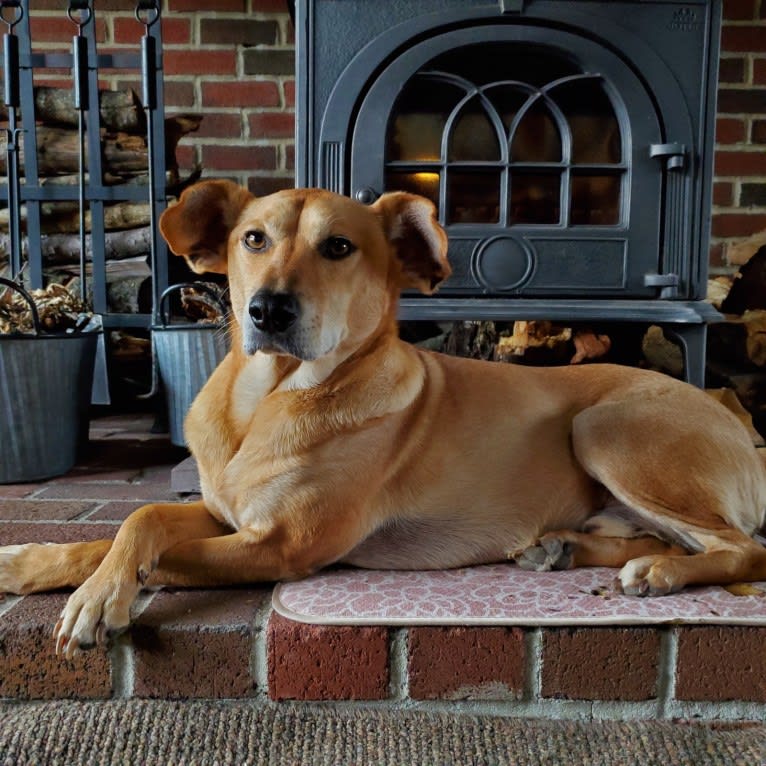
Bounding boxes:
[16,0,766,271]
[712,0,766,269]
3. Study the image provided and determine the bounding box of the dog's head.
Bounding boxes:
[159,180,450,361]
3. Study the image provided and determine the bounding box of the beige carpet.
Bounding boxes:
[0,700,763,765]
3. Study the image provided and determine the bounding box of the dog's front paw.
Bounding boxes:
[615,556,681,597]
[0,543,45,595]
[53,576,135,659]
[514,535,574,572]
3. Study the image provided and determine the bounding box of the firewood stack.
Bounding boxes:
[706,233,766,438]
[0,85,201,313]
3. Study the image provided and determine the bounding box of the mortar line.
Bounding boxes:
[388,628,409,701]
[251,597,274,701]
[0,595,22,619]
[524,628,542,702]
[656,626,677,719]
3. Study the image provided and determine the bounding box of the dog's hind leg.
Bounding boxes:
[570,393,766,595]
[515,528,686,572]
[0,539,112,594]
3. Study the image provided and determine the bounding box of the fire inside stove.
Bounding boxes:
[384,44,622,229]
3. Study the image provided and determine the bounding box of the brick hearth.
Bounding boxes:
[1,414,765,720]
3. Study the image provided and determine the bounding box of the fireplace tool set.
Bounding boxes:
[0,0,210,479]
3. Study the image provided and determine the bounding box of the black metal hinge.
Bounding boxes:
[650,142,687,171]
[499,0,524,13]
[644,272,680,298]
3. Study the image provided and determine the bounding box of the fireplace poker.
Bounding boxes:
[2,1,23,283]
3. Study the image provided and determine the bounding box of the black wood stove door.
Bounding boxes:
[344,26,670,299]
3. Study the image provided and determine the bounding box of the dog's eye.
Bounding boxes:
[321,236,356,261]
[243,230,268,252]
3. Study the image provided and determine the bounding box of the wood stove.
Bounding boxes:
[295,0,722,385]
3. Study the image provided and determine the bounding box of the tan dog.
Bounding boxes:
[2,180,766,660]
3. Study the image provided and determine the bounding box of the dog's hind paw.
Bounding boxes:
[514,536,574,572]
[615,556,682,597]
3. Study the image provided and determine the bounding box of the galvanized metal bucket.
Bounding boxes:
[153,283,229,447]
[0,278,97,483]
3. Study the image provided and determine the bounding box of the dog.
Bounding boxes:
[2,180,766,660]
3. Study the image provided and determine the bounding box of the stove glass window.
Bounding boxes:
[385,44,623,227]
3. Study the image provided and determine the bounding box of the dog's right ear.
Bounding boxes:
[159,179,253,275]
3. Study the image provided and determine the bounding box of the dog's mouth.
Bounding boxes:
[244,330,319,361]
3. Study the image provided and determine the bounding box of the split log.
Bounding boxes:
[641,325,684,377]
[571,329,611,364]
[0,201,151,233]
[0,226,152,264]
[494,320,572,365]
[707,310,766,369]
[0,86,144,133]
[442,321,498,360]
[705,388,765,446]
[0,115,202,176]
[720,245,766,315]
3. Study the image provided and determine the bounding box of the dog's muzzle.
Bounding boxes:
[244,289,310,357]
[248,290,300,335]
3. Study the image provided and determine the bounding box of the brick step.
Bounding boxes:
[1,586,765,721]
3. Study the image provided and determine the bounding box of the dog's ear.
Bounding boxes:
[159,179,253,275]
[372,192,451,294]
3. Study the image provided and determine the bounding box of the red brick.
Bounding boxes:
[0,594,111,700]
[722,0,758,20]
[718,57,747,84]
[175,144,197,169]
[35,482,179,502]
[0,484,44,499]
[29,16,107,44]
[113,17,191,46]
[132,589,267,699]
[267,613,388,700]
[541,627,660,701]
[243,50,295,76]
[168,0,246,10]
[201,19,278,46]
[721,26,766,52]
[195,112,244,139]
[717,88,766,115]
[202,80,280,109]
[252,0,291,11]
[713,181,735,206]
[201,144,277,171]
[716,117,747,144]
[164,50,237,76]
[753,119,766,143]
[249,112,295,139]
[715,150,766,176]
[283,80,295,108]
[0,522,117,546]
[676,626,766,701]
[755,58,766,85]
[712,212,766,237]
[408,626,525,700]
[285,143,295,170]
[87,502,139,522]
[248,175,295,197]
[163,80,196,109]
[709,241,726,268]
[0,500,96,522]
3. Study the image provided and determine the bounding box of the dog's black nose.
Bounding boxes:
[248,291,300,334]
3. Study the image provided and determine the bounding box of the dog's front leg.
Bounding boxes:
[53,500,229,658]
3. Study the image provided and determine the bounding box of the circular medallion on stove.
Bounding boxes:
[471,235,535,292]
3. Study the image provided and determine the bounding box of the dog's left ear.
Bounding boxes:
[159,179,253,275]
[372,192,451,294]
